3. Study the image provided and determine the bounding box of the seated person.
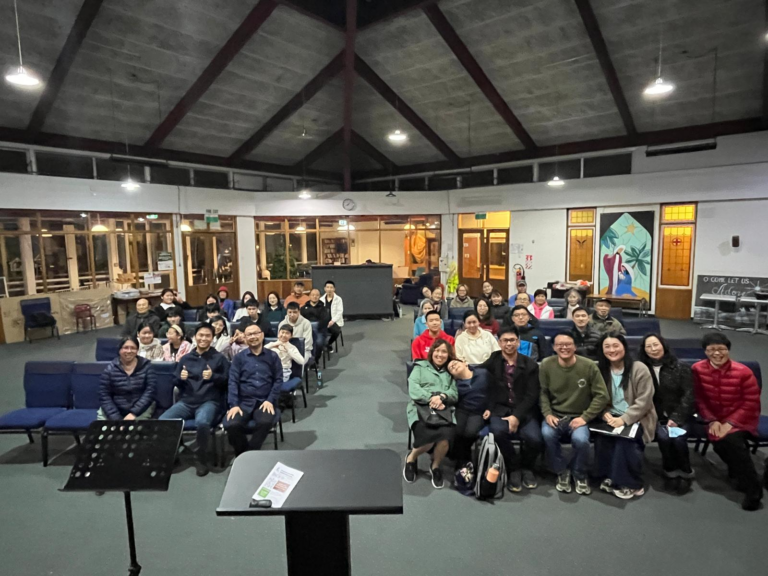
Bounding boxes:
[589,298,626,336]
[412,310,455,360]
[557,288,585,319]
[419,286,432,303]
[301,288,329,361]
[638,334,695,494]
[570,307,601,360]
[413,299,443,339]
[489,290,510,322]
[160,324,230,476]
[153,288,181,322]
[217,286,235,320]
[98,336,156,421]
[508,305,551,361]
[162,324,193,362]
[284,281,310,307]
[171,289,193,310]
[595,334,657,500]
[514,292,531,309]
[479,326,543,492]
[122,298,160,337]
[158,306,186,338]
[475,298,499,335]
[197,300,222,323]
[264,291,286,323]
[450,283,474,309]
[232,291,258,322]
[403,339,458,489]
[265,324,306,382]
[540,331,609,495]
[136,322,164,361]
[692,333,762,511]
[209,315,232,356]
[528,289,554,320]
[454,310,499,364]
[508,280,532,306]
[322,281,345,351]
[429,286,448,321]
[224,323,283,455]
[447,360,490,467]
[237,300,273,337]
[279,302,314,360]
[481,281,494,301]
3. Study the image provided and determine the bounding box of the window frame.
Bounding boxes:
[657,204,697,290]
[565,208,596,283]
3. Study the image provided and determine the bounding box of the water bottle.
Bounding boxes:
[486,463,500,483]
[316,370,323,388]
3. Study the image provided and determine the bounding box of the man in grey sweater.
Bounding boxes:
[278,302,313,360]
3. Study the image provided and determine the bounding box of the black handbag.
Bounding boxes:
[416,403,452,428]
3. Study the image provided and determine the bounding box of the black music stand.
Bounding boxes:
[61,420,183,576]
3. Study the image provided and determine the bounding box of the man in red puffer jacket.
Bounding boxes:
[692,332,762,511]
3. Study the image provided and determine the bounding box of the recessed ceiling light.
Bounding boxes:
[644,77,674,97]
[388,129,407,143]
[547,175,565,187]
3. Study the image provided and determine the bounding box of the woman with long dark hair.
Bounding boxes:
[637,334,695,493]
[403,339,458,489]
[475,297,499,335]
[595,333,657,500]
[197,294,221,321]
[232,291,258,322]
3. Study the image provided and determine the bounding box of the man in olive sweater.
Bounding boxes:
[540,331,609,495]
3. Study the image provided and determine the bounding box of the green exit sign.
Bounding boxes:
[475,213,487,220]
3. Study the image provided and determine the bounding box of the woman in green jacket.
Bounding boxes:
[403,339,458,489]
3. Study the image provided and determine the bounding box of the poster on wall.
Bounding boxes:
[693,275,768,326]
[598,211,655,306]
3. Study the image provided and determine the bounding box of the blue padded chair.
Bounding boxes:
[0,361,74,461]
[667,338,707,361]
[152,362,178,418]
[448,307,467,321]
[623,318,661,336]
[624,335,643,352]
[537,319,572,339]
[183,308,199,323]
[270,321,280,334]
[548,298,566,309]
[218,411,284,467]
[42,362,107,466]
[399,283,420,306]
[21,297,59,343]
[610,308,624,321]
[444,319,458,337]
[95,337,121,361]
[264,337,306,423]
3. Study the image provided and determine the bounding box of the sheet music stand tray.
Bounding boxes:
[61,420,183,576]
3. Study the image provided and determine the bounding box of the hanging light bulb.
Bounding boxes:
[121,179,140,191]
[644,76,674,96]
[388,129,407,143]
[295,223,306,232]
[548,175,565,187]
[298,190,311,199]
[6,1,41,88]
[91,224,109,232]
[180,223,192,232]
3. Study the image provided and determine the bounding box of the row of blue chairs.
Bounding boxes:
[0,336,310,466]
[405,360,767,455]
[415,303,626,323]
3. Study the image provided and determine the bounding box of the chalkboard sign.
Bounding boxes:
[694,275,768,307]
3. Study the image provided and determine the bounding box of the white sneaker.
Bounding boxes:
[599,478,613,493]
[613,487,645,500]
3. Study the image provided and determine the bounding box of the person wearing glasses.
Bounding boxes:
[692,333,762,511]
[506,305,551,361]
[540,331,609,495]
[224,323,284,455]
[478,326,543,492]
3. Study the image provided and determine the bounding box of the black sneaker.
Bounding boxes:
[677,478,692,495]
[663,477,680,492]
[430,467,444,489]
[507,470,522,492]
[521,469,537,489]
[741,494,762,512]
[403,457,417,483]
[194,454,210,477]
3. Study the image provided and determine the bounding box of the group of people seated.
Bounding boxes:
[105,280,346,476]
[406,286,765,512]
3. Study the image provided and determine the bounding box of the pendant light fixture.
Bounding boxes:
[644,30,674,97]
[548,92,565,188]
[5,0,41,88]
[180,223,192,232]
[298,189,311,200]
[547,175,565,187]
[388,129,407,143]
[91,214,108,232]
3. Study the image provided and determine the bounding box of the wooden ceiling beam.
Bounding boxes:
[229,51,345,161]
[423,3,536,150]
[354,55,460,162]
[574,0,637,137]
[144,0,278,149]
[26,0,105,138]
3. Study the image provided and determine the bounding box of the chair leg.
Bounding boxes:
[291,393,296,424]
[74,434,81,445]
[273,429,278,450]
[279,418,284,442]
[211,429,218,468]
[42,431,49,467]
[27,433,34,444]
[340,331,344,347]
[701,441,710,457]
[301,386,307,409]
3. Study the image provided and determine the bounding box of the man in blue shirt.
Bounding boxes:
[224,323,283,455]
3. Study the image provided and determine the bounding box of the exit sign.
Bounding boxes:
[475,213,487,220]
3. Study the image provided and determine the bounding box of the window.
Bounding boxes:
[36,153,93,179]
[194,169,229,189]
[659,204,696,288]
[458,211,510,230]
[0,149,28,174]
[566,208,596,283]
[538,159,580,182]
[583,154,632,178]
[150,166,190,186]
[496,165,533,185]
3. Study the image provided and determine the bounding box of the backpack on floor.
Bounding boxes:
[474,433,506,500]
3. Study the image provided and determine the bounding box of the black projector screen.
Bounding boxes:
[311,264,393,318]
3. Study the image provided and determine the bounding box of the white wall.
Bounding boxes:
[236,217,258,292]
[508,210,567,294]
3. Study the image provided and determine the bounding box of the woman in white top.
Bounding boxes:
[136,323,164,361]
[264,324,306,382]
[322,280,344,351]
[454,310,500,364]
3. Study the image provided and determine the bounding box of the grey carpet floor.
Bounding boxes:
[0,316,766,576]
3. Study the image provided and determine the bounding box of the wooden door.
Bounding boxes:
[459,229,509,300]
[211,232,239,303]
[459,230,483,297]
[182,232,240,307]
[486,229,509,300]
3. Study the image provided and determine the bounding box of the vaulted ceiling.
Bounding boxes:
[0,0,765,184]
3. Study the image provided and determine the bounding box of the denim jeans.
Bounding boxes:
[655,423,693,477]
[594,425,646,490]
[489,416,543,472]
[160,400,222,454]
[541,420,591,480]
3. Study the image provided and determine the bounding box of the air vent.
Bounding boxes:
[645,139,717,157]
